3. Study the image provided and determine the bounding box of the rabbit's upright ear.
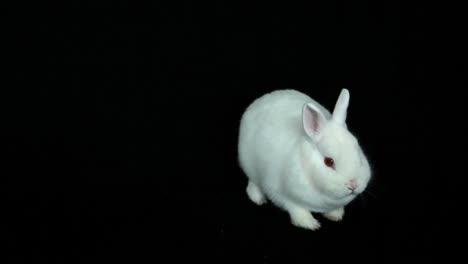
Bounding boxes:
[332,88,350,125]
[302,103,327,141]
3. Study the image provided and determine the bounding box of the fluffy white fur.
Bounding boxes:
[238,89,371,230]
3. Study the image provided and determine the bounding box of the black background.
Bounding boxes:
[5,1,466,263]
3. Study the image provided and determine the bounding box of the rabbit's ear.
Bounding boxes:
[302,103,327,140]
[332,88,350,125]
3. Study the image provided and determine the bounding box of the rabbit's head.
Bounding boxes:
[300,89,372,200]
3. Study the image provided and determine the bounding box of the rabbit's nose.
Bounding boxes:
[347,179,359,191]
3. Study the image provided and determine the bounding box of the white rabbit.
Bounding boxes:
[238,88,371,230]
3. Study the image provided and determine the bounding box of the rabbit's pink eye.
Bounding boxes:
[324,157,335,169]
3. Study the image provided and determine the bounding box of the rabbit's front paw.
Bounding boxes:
[246,182,267,205]
[289,208,321,230]
[323,207,344,222]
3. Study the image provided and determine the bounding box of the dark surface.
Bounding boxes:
[5,2,466,263]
